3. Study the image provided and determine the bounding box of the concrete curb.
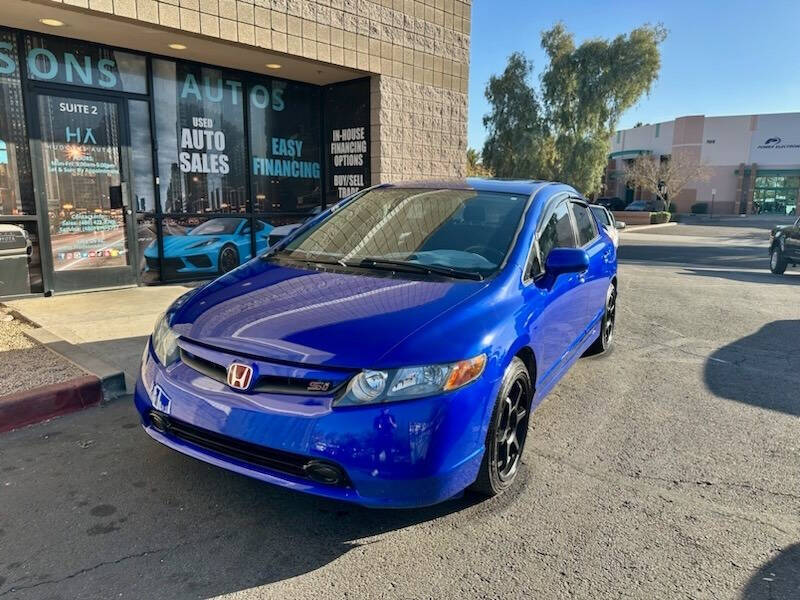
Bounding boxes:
[22,328,127,401]
[621,222,678,232]
[0,375,103,433]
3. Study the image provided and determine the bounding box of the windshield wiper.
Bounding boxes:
[264,250,346,268]
[356,257,483,281]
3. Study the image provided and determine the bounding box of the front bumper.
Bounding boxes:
[134,345,498,508]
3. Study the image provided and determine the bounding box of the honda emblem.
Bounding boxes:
[227,363,254,390]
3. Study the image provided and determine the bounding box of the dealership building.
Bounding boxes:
[0,0,471,297]
[605,112,800,216]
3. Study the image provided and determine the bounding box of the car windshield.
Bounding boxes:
[190,218,243,236]
[278,187,528,278]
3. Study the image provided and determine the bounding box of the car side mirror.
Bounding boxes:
[545,248,590,277]
[615,220,626,230]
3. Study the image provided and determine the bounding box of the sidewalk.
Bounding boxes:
[5,285,191,389]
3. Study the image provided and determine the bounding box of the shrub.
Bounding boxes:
[650,211,671,224]
[668,202,678,213]
[691,202,708,214]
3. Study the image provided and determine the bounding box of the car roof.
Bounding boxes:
[382,178,572,197]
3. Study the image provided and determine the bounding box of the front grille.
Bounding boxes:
[186,254,212,268]
[153,412,351,487]
[147,256,185,271]
[179,349,344,396]
[162,257,185,270]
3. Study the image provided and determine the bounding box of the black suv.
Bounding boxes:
[769,217,800,274]
[596,196,630,211]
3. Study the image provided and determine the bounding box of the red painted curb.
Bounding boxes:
[0,375,103,433]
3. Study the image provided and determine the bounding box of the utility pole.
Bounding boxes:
[709,188,716,219]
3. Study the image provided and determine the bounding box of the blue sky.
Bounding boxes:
[467,0,800,150]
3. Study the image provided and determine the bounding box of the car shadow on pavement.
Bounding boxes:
[704,320,800,416]
[618,244,766,269]
[682,268,800,285]
[0,397,526,599]
[740,543,800,599]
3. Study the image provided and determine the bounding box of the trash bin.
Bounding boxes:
[0,224,31,296]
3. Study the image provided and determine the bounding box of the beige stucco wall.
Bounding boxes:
[48,0,471,182]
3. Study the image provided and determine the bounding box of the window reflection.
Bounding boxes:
[153,59,247,215]
[753,175,799,215]
[129,99,155,213]
[0,29,35,216]
[249,79,321,213]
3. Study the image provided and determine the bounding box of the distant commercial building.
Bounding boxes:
[606,113,800,215]
[0,0,471,297]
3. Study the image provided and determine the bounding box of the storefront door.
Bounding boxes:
[32,92,136,292]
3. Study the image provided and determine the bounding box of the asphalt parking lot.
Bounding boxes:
[1,220,798,600]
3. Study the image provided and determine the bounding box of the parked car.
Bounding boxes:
[590,204,625,247]
[267,206,322,247]
[144,217,273,277]
[0,224,31,259]
[623,200,650,211]
[769,217,800,274]
[596,196,629,211]
[135,179,618,508]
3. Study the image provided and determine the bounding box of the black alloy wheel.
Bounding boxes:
[770,245,787,275]
[602,285,617,347]
[585,282,617,356]
[219,245,240,274]
[471,357,532,496]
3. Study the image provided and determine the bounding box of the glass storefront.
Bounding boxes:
[36,95,129,273]
[753,174,799,215]
[0,26,371,296]
[0,29,35,217]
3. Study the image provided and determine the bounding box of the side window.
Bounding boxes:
[571,203,598,246]
[591,207,611,226]
[531,201,576,276]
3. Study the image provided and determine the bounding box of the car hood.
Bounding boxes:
[169,259,488,368]
[160,235,226,256]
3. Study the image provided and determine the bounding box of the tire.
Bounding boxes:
[584,282,617,356]
[470,357,532,497]
[218,245,240,274]
[770,245,787,275]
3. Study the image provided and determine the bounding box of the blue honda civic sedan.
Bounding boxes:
[135,179,617,508]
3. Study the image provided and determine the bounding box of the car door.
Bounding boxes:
[525,198,586,385]
[569,200,613,334]
[786,218,800,259]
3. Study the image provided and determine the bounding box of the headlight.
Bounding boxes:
[334,354,486,407]
[151,311,180,366]
[189,237,219,248]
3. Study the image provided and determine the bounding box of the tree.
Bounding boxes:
[481,53,550,179]
[466,148,493,177]
[623,152,712,211]
[481,23,666,196]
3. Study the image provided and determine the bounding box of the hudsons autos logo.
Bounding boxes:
[757,136,800,150]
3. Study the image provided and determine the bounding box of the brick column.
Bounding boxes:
[735,162,745,214]
[746,163,758,214]
[370,75,467,183]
